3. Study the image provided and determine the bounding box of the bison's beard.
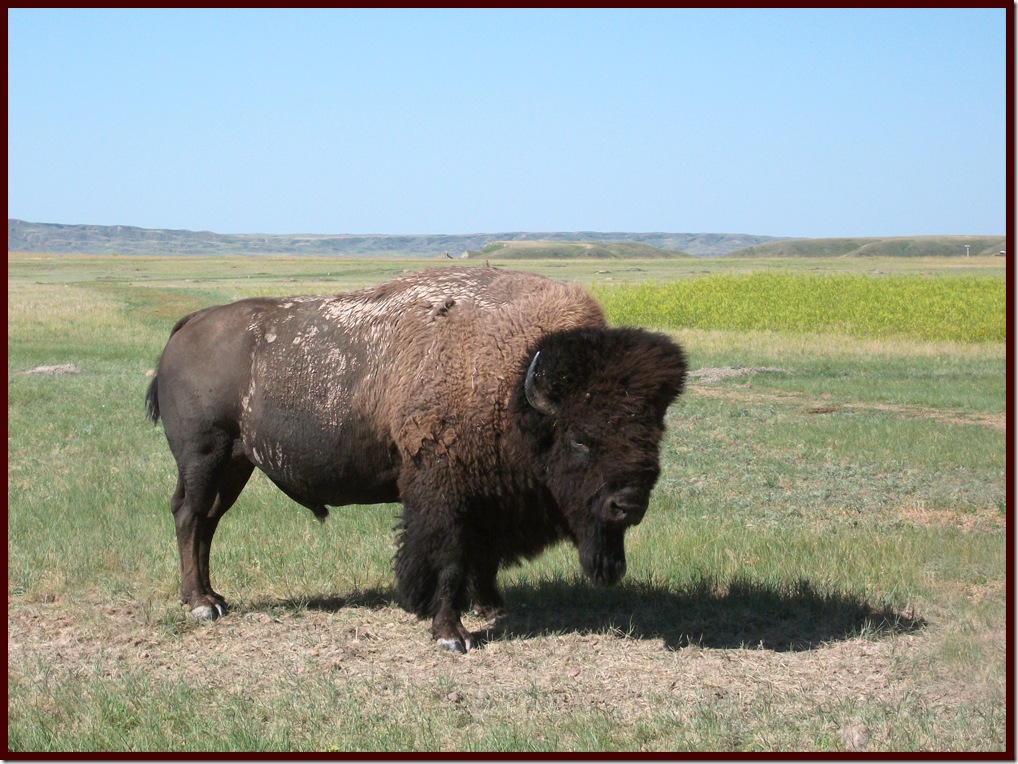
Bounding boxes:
[577,524,627,587]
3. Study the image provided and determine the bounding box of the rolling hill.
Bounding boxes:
[727,235,1006,258]
[7,219,784,258]
[462,240,691,259]
[9,220,1002,260]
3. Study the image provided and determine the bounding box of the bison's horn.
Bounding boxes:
[525,351,560,417]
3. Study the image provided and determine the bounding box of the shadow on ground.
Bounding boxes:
[496,576,925,652]
[250,588,396,615]
[250,575,924,653]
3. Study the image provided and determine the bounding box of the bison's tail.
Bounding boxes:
[145,311,199,425]
[145,374,160,424]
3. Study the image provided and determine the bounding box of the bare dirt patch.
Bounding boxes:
[22,363,80,375]
[688,366,789,384]
[896,503,1006,533]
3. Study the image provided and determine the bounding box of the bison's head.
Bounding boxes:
[512,327,686,586]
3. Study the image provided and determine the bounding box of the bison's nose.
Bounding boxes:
[602,487,647,526]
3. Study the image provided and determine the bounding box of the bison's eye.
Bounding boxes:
[567,436,592,467]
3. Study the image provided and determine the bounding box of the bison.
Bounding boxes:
[145,266,686,652]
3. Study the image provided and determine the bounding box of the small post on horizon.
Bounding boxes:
[964,245,970,258]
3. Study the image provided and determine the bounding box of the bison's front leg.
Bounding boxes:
[394,499,479,653]
[430,565,479,653]
[469,556,509,633]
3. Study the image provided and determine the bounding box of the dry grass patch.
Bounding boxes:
[7,589,1005,752]
[896,503,1006,533]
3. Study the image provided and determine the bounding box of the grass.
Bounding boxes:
[6,253,1009,753]
[591,273,1006,342]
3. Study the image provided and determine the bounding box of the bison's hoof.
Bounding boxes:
[437,635,478,654]
[437,637,467,654]
[191,602,227,621]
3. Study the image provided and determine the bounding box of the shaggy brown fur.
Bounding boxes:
[146,267,686,652]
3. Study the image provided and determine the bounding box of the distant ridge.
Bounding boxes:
[729,235,1006,259]
[7,219,786,258]
[11,220,998,259]
[463,240,692,259]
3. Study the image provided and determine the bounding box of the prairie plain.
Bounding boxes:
[7,253,1009,753]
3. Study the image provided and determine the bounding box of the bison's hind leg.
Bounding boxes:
[172,443,253,620]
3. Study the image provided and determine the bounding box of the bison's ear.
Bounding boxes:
[524,351,561,417]
[643,335,688,417]
[654,367,686,416]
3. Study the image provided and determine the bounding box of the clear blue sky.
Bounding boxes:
[7,8,1007,238]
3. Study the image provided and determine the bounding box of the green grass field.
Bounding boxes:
[7,254,1009,753]
[592,273,1004,342]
